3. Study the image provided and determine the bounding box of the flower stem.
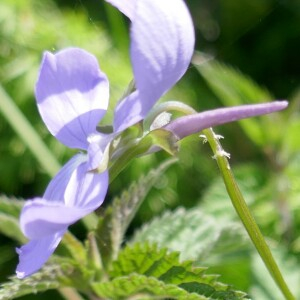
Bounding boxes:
[202,127,295,300]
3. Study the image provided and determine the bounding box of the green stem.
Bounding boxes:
[203,127,295,300]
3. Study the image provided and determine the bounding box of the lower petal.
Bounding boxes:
[16,230,65,279]
[20,199,92,239]
[44,153,87,201]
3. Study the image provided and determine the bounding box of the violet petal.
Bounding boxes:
[113,0,195,132]
[44,153,87,202]
[36,48,109,150]
[105,0,136,20]
[64,162,109,208]
[16,230,65,279]
[20,166,108,239]
[20,199,93,239]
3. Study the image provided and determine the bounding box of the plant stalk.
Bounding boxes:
[203,127,295,300]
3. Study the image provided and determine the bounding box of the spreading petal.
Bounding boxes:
[164,101,288,139]
[20,160,108,239]
[20,199,93,239]
[16,230,65,279]
[36,48,109,149]
[113,0,195,132]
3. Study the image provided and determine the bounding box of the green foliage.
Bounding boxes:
[0,0,299,299]
[92,243,249,299]
[132,208,249,263]
[96,158,177,268]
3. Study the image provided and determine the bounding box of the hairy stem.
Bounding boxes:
[203,127,295,300]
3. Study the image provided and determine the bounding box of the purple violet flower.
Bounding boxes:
[16,0,288,278]
[16,0,195,278]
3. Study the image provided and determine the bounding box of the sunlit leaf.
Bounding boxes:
[92,243,249,299]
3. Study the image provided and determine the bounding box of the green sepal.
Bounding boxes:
[109,127,178,181]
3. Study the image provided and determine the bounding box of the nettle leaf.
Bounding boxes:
[0,195,25,243]
[193,53,284,146]
[95,159,177,268]
[92,273,208,300]
[91,243,249,299]
[132,208,250,263]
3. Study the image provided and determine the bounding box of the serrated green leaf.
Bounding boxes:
[95,159,176,269]
[92,273,209,300]
[132,208,249,263]
[193,53,284,146]
[101,243,249,299]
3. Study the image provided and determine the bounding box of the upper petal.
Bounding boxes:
[105,0,136,20]
[36,48,109,149]
[113,0,195,132]
[16,230,65,278]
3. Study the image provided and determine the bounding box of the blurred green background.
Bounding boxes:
[0,0,299,299]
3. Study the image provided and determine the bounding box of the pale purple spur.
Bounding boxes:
[16,0,287,278]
